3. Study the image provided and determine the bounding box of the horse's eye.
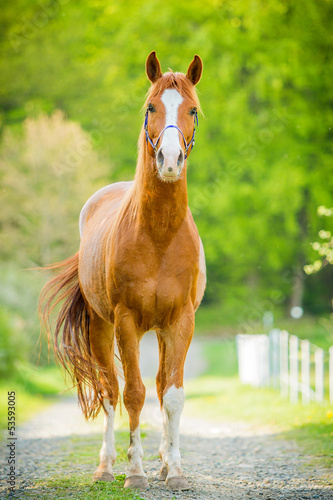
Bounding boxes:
[189,108,197,116]
[148,103,155,113]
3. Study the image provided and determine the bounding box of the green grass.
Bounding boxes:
[184,375,333,467]
[18,474,147,500]
[195,336,333,467]
[65,431,131,465]
[201,338,238,377]
[15,430,152,500]
[0,363,66,432]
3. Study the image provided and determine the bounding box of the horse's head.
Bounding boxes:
[144,51,202,182]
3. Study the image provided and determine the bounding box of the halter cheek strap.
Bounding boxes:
[144,109,198,160]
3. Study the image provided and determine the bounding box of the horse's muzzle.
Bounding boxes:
[156,147,184,181]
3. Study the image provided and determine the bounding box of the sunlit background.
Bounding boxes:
[0,0,332,475]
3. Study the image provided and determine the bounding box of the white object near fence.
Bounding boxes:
[269,329,280,388]
[237,329,333,406]
[301,340,311,404]
[289,335,299,403]
[315,348,324,403]
[236,334,269,387]
[279,330,289,397]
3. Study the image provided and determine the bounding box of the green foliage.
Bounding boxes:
[202,339,238,377]
[0,365,65,430]
[0,308,18,376]
[304,206,333,274]
[0,0,332,319]
[0,263,56,368]
[12,362,66,396]
[0,111,109,265]
[275,314,333,350]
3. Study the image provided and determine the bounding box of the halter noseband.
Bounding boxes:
[144,108,198,160]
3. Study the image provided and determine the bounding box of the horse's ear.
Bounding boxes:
[186,55,203,86]
[146,51,162,83]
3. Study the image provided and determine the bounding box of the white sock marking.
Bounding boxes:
[127,426,145,477]
[159,407,168,460]
[99,399,116,468]
[162,385,185,477]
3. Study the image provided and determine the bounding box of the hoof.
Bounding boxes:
[158,464,168,481]
[93,470,115,482]
[124,475,149,489]
[166,475,190,490]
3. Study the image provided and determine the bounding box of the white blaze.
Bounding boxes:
[160,89,183,154]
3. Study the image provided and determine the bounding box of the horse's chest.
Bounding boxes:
[112,238,198,327]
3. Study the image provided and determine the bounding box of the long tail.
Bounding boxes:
[39,252,107,419]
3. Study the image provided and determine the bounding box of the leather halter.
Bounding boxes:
[144,108,198,160]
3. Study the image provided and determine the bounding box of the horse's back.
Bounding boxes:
[79,181,133,237]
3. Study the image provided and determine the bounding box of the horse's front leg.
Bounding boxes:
[114,307,148,489]
[89,314,118,482]
[158,303,195,490]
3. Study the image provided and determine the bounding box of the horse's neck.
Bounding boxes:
[133,148,188,238]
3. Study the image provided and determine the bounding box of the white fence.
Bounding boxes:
[236,330,333,405]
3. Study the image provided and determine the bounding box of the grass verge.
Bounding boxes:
[18,474,147,500]
[0,364,66,432]
[17,431,151,500]
[184,375,333,467]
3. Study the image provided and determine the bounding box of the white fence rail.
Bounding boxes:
[236,330,333,405]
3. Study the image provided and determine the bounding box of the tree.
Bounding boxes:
[0,111,108,265]
[0,0,332,313]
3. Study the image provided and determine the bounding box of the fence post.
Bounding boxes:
[269,329,280,388]
[301,340,310,404]
[289,335,299,403]
[280,330,289,397]
[329,346,333,404]
[315,348,324,403]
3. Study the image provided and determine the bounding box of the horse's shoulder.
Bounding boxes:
[79,181,133,237]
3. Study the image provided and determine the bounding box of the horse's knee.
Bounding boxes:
[123,383,146,415]
[163,385,184,418]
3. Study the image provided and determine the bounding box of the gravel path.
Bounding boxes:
[0,337,332,499]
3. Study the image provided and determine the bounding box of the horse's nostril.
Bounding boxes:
[177,150,184,167]
[157,149,164,166]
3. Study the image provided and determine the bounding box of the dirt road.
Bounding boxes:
[0,336,332,499]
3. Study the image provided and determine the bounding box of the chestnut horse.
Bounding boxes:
[40,51,206,491]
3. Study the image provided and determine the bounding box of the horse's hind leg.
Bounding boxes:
[114,306,148,489]
[156,332,168,481]
[89,313,119,482]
